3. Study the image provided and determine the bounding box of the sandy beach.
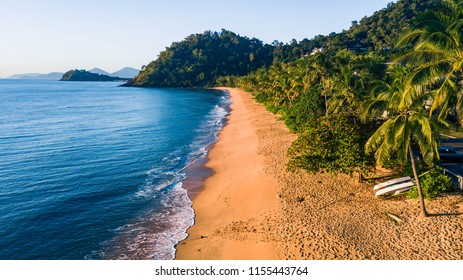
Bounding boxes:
[176,88,463,260]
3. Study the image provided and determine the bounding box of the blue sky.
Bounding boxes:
[0,0,394,77]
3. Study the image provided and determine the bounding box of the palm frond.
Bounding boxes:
[365,118,395,154]
[409,112,434,144]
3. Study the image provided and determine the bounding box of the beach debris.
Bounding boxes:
[386,212,403,225]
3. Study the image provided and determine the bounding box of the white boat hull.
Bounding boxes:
[375,181,415,196]
[373,176,412,191]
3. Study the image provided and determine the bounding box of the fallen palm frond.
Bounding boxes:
[386,212,404,225]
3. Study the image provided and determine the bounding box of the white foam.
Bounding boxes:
[135,171,185,198]
[99,182,194,260]
[92,93,231,260]
[184,101,229,166]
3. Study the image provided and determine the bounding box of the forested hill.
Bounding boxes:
[126,0,440,88]
[273,0,441,62]
[346,0,441,51]
[125,30,274,87]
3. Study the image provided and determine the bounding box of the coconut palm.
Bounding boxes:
[364,66,440,218]
[396,0,463,122]
[293,58,313,93]
[308,52,335,115]
[266,63,290,107]
[265,62,305,107]
[271,71,293,106]
[328,64,361,115]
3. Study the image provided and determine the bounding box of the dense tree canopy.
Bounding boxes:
[126,30,273,87]
[270,0,441,62]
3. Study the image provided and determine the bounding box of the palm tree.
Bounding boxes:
[328,64,360,115]
[364,66,440,218]
[309,52,335,115]
[293,58,313,93]
[266,63,290,107]
[396,0,463,122]
[312,50,377,116]
[265,62,305,108]
[271,71,293,107]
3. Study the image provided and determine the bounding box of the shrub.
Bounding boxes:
[265,104,282,114]
[287,114,374,174]
[284,86,324,132]
[397,160,428,177]
[407,168,454,200]
[253,91,269,103]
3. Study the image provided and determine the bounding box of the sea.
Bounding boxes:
[0,80,230,260]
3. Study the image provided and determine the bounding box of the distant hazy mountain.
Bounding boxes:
[7,73,41,79]
[88,67,111,76]
[111,67,139,79]
[7,72,64,80]
[89,67,139,79]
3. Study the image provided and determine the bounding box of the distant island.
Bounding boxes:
[7,67,139,80]
[60,69,129,82]
[89,67,140,79]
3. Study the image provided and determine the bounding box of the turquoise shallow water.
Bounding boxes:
[0,80,229,259]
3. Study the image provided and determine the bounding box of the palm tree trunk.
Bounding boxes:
[321,75,329,116]
[324,92,328,116]
[408,144,429,217]
[456,104,459,132]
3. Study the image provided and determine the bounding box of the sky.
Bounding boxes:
[0,0,395,77]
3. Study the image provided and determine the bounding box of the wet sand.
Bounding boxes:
[176,87,282,259]
[176,88,463,260]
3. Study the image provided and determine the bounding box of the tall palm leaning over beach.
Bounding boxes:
[396,0,463,123]
[363,66,440,218]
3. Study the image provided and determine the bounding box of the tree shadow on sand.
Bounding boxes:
[429,212,463,217]
[428,192,463,217]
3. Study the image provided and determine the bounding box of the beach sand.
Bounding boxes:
[176,88,463,260]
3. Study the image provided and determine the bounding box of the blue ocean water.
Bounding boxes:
[0,80,229,259]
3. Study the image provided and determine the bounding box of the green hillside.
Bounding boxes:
[126,29,273,87]
[274,0,441,62]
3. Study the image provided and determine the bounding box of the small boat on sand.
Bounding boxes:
[373,176,412,191]
[375,181,415,196]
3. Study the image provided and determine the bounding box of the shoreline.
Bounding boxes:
[176,88,283,259]
[181,89,230,201]
[176,88,463,260]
